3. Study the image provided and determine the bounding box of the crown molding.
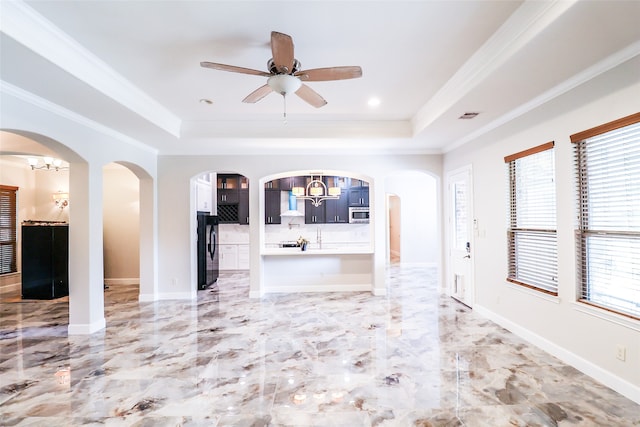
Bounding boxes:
[0,0,181,138]
[411,0,577,136]
[444,41,640,153]
[1,80,158,155]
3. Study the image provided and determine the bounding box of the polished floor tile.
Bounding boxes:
[1,266,639,426]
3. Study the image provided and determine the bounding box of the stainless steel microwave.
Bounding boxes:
[349,207,370,223]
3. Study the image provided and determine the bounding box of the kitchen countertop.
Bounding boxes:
[262,243,372,256]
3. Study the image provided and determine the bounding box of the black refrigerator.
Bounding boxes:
[197,212,219,290]
[21,222,69,299]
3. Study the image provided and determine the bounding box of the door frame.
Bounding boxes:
[446,165,475,307]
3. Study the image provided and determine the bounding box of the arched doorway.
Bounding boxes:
[191,170,251,292]
[385,171,439,267]
[103,163,140,294]
[1,130,157,332]
[388,194,401,263]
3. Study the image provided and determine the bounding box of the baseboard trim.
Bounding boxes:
[263,284,371,293]
[104,278,139,286]
[68,317,106,335]
[138,293,157,302]
[475,304,640,405]
[157,292,194,300]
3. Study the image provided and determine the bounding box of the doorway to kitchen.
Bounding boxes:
[192,171,250,292]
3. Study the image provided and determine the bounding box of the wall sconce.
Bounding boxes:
[27,156,69,171]
[53,192,69,209]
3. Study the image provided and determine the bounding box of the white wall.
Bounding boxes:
[442,59,640,402]
[157,154,442,298]
[385,171,439,266]
[103,164,140,283]
[1,88,158,334]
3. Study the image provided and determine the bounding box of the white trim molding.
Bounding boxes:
[0,1,181,138]
[475,304,640,405]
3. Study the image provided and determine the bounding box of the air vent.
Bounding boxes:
[459,112,480,120]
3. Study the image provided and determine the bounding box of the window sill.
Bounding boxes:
[572,302,640,332]
[506,281,560,304]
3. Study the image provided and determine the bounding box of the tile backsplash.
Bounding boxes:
[219,222,370,246]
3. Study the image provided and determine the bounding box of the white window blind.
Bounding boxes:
[505,142,558,294]
[573,113,640,320]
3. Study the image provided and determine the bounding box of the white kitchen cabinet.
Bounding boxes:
[195,179,213,212]
[238,244,250,270]
[219,244,238,270]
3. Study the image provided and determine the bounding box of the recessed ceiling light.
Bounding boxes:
[368,97,381,107]
[199,98,213,105]
[459,112,479,119]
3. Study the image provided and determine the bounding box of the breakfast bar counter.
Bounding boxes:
[261,244,373,293]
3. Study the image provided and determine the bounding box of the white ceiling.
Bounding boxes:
[1,0,639,155]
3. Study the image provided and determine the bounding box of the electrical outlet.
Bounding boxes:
[616,345,626,361]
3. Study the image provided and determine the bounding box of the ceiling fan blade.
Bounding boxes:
[200,61,271,77]
[295,66,363,81]
[242,84,273,103]
[295,84,327,108]
[271,31,295,74]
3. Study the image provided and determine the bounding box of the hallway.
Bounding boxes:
[1,266,638,426]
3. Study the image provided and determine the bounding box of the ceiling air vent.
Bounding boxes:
[459,112,480,120]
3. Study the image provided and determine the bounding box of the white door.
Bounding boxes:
[447,167,474,307]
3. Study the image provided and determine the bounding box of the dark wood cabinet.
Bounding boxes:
[324,195,349,223]
[217,174,239,204]
[265,189,281,224]
[348,186,369,207]
[264,180,280,190]
[238,189,249,225]
[21,224,69,299]
[279,176,306,191]
[305,199,325,224]
[216,174,249,224]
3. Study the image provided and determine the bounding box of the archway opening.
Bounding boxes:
[385,171,439,267]
[102,163,140,297]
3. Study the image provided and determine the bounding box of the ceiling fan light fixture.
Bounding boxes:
[267,74,301,96]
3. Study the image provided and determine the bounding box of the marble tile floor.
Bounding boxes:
[1,266,639,426]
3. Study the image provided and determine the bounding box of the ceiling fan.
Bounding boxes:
[200,31,362,112]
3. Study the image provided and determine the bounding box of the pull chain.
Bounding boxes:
[283,94,288,124]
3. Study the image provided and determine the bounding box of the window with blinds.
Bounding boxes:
[505,142,558,294]
[0,185,18,275]
[572,112,640,320]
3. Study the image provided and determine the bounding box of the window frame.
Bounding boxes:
[572,112,640,321]
[505,141,558,295]
[0,185,18,275]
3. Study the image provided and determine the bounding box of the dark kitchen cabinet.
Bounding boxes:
[238,189,249,225]
[216,174,249,224]
[265,189,281,224]
[305,200,325,224]
[279,176,307,191]
[264,179,280,190]
[324,195,349,223]
[348,186,369,207]
[217,174,239,204]
[21,223,69,299]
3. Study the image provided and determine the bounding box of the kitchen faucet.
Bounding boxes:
[316,226,322,249]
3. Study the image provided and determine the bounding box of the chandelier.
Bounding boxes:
[27,156,69,171]
[292,176,341,207]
